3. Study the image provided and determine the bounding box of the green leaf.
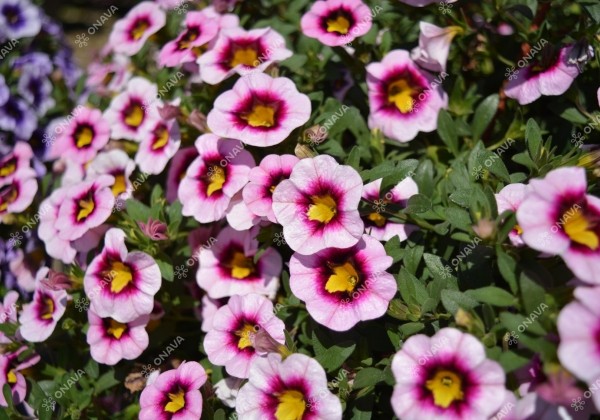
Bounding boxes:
[380,160,419,193]
[353,368,384,389]
[519,273,546,315]
[84,359,99,380]
[525,119,542,160]
[404,194,432,214]
[437,110,459,155]
[398,322,425,338]
[465,287,516,307]
[496,248,518,294]
[313,333,356,372]
[471,94,499,141]
[498,351,530,373]
[441,290,478,314]
[2,384,13,410]
[126,200,152,222]
[156,259,174,282]
[94,371,120,395]
[423,253,451,283]
[346,146,361,170]
[398,268,429,306]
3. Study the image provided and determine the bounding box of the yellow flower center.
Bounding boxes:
[514,224,523,235]
[206,166,226,197]
[111,173,127,196]
[7,369,17,384]
[368,212,387,227]
[74,125,94,149]
[275,390,306,420]
[326,261,359,293]
[152,126,169,150]
[41,297,54,320]
[425,370,464,409]
[0,186,18,212]
[307,194,337,224]
[326,15,351,34]
[124,103,144,128]
[388,79,418,114]
[563,207,599,250]
[131,19,150,41]
[242,104,276,128]
[177,28,199,50]
[0,159,16,177]
[76,195,95,222]
[164,389,186,413]
[230,47,258,68]
[106,319,127,339]
[235,323,258,349]
[108,261,134,293]
[229,251,255,279]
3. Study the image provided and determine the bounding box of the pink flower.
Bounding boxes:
[38,188,78,264]
[0,142,32,183]
[138,218,168,241]
[272,155,364,255]
[0,291,19,344]
[289,234,396,331]
[495,183,528,247]
[207,73,311,147]
[0,167,37,216]
[516,167,600,284]
[0,347,40,407]
[108,2,166,56]
[87,149,136,200]
[166,146,198,203]
[300,0,373,47]
[139,361,207,420]
[391,328,507,419]
[135,119,181,175]
[505,45,580,105]
[410,22,462,73]
[366,49,448,143]
[204,294,286,378]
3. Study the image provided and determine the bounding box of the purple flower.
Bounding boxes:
[0,75,8,106]
[18,71,55,117]
[11,52,53,77]
[0,96,37,139]
[137,218,168,241]
[0,0,41,40]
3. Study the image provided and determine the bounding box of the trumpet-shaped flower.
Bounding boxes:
[108,2,166,56]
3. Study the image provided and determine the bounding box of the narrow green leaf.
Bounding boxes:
[471,94,499,141]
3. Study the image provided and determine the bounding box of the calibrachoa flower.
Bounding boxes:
[204,294,286,378]
[206,73,311,147]
[366,49,448,143]
[108,1,166,56]
[300,0,372,47]
[87,149,136,199]
[48,107,110,164]
[289,234,396,331]
[495,183,528,247]
[86,308,149,366]
[362,177,419,242]
[0,96,37,139]
[198,27,292,84]
[0,168,37,216]
[197,226,281,299]
[0,347,40,407]
[236,353,343,419]
[0,291,18,344]
[179,134,255,223]
[505,45,580,105]
[272,155,364,255]
[557,285,600,410]
[19,269,68,342]
[38,188,77,263]
[517,167,600,284]
[0,0,41,40]
[139,361,207,420]
[242,153,299,223]
[103,77,161,142]
[84,228,162,323]
[135,119,181,175]
[391,328,507,419]
[411,22,462,73]
[166,146,198,203]
[0,141,32,183]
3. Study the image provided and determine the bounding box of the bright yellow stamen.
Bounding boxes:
[111,173,127,196]
[326,261,359,293]
[76,196,95,221]
[275,390,306,420]
[514,224,523,235]
[178,29,198,50]
[230,47,258,67]
[307,194,337,223]
[75,126,94,149]
[368,212,386,227]
[152,126,169,150]
[106,319,127,339]
[41,298,54,320]
[242,104,276,128]
[229,251,255,279]
[131,20,150,41]
[124,104,144,128]
[235,324,257,349]
[0,186,18,212]
[206,166,226,197]
[108,261,134,293]
[164,389,186,413]
[7,370,17,384]
[425,370,464,408]
[564,207,599,250]
[388,79,418,114]
[0,160,16,177]
[326,15,350,34]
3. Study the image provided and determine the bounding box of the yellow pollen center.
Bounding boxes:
[563,207,599,250]
[0,160,16,177]
[41,297,54,320]
[106,319,127,339]
[326,261,359,293]
[275,390,306,420]
[131,20,150,41]
[368,212,387,227]
[242,104,276,128]
[326,15,351,34]
[76,196,95,221]
[164,389,186,413]
[178,29,199,50]
[425,370,464,409]
[0,186,18,212]
[206,166,226,197]
[235,324,258,349]
[152,126,169,150]
[111,173,127,196]
[514,224,523,235]
[7,370,17,384]
[124,104,144,128]
[230,47,258,67]
[108,261,134,293]
[229,251,255,279]
[75,126,94,149]
[388,79,418,114]
[307,194,337,223]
